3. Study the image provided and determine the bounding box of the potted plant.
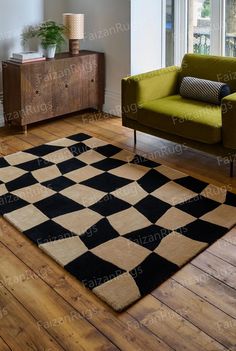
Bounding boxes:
[23,21,67,59]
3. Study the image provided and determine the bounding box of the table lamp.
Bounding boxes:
[63,13,84,55]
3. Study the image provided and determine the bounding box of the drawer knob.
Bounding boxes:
[35,90,40,94]
[65,84,69,88]
[91,79,95,83]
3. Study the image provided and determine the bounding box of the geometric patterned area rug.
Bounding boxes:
[1,133,236,311]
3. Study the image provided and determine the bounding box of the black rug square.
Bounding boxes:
[138,169,169,193]
[96,144,122,157]
[225,192,236,206]
[134,195,171,223]
[42,176,76,192]
[0,193,29,215]
[57,158,86,174]
[17,158,53,172]
[6,173,38,192]
[24,220,75,245]
[35,193,84,218]
[81,172,132,193]
[89,195,130,216]
[80,218,120,249]
[25,144,63,157]
[175,176,209,193]
[176,195,220,217]
[124,225,172,251]
[0,158,10,168]
[65,251,125,289]
[176,219,228,245]
[130,253,179,296]
[92,158,125,171]
[68,133,91,142]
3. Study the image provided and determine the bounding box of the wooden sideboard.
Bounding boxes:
[2,51,105,132]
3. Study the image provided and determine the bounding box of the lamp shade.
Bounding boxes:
[63,13,84,40]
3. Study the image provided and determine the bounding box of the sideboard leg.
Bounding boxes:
[134,129,137,146]
[230,160,234,177]
[97,104,103,113]
[23,125,27,135]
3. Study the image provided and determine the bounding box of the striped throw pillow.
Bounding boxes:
[180,77,231,105]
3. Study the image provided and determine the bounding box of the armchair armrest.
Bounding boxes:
[122,66,181,119]
[222,93,236,149]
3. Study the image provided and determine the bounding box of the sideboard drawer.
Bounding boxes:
[21,63,53,124]
[2,51,105,131]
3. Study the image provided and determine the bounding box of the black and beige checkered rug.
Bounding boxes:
[1,133,236,311]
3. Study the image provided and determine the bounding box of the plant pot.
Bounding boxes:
[45,44,57,59]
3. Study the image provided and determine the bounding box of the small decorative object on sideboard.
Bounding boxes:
[2,51,105,134]
[22,21,67,59]
[10,52,46,64]
[12,51,44,60]
[63,13,84,55]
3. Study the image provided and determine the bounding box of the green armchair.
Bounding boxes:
[122,54,236,176]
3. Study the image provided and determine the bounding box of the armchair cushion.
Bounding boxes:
[137,95,222,144]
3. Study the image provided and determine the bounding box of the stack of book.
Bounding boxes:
[10,51,46,63]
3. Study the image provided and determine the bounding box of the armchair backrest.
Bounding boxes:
[180,54,236,93]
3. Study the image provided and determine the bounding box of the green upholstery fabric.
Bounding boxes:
[122,66,180,119]
[222,92,236,149]
[180,54,236,92]
[137,95,222,144]
[122,54,236,150]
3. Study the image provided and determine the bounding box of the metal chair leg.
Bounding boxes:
[134,129,137,146]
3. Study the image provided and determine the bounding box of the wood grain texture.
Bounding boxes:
[0,282,64,351]
[0,113,236,351]
[2,51,105,128]
[0,338,13,351]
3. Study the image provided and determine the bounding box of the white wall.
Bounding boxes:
[131,0,163,75]
[67,0,131,116]
[0,0,132,116]
[0,0,44,89]
[44,0,66,22]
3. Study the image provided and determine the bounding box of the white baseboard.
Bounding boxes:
[103,90,121,117]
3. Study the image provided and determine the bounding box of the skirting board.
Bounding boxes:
[103,89,121,117]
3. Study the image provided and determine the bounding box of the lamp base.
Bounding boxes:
[69,39,80,55]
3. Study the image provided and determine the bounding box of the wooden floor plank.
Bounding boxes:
[208,240,236,267]
[0,281,65,351]
[223,227,236,245]
[0,242,119,351]
[0,338,12,351]
[174,264,236,318]
[192,251,236,289]
[128,295,227,351]
[29,127,62,142]
[0,218,173,351]
[152,279,236,349]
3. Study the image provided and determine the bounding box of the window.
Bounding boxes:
[225,0,236,57]
[188,0,211,55]
[164,0,236,68]
[166,0,175,66]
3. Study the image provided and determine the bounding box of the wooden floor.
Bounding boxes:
[0,111,236,351]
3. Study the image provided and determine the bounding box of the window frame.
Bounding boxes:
[163,0,228,67]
